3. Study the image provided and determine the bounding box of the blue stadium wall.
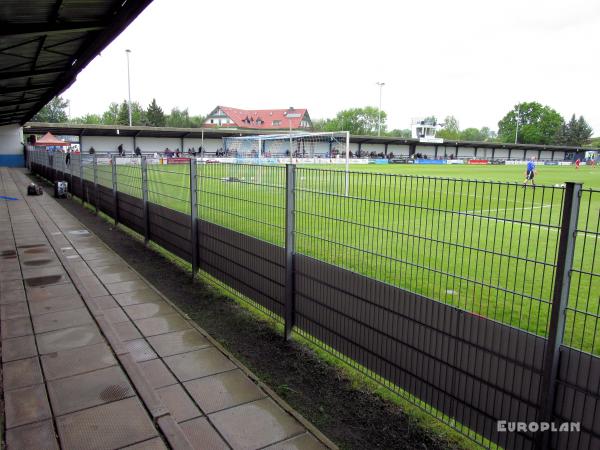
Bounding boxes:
[0,125,24,167]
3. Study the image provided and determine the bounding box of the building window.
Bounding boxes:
[273,120,281,126]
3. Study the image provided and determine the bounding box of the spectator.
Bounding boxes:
[89,147,95,155]
[118,144,124,156]
[134,146,142,156]
[65,149,71,166]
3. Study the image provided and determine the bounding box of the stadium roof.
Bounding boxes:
[23,122,599,152]
[205,106,311,130]
[0,0,153,127]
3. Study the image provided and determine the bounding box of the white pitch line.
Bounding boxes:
[464,207,600,241]
[423,187,528,205]
[465,204,553,214]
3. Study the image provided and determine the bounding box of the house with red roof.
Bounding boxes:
[203,106,313,131]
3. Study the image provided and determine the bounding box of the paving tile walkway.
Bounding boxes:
[0,168,335,450]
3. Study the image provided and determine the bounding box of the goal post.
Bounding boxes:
[222,131,351,194]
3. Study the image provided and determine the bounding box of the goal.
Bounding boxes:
[223,131,348,160]
[222,131,351,194]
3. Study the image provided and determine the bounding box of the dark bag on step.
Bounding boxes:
[27,183,43,196]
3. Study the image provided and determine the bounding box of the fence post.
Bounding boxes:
[141,156,150,245]
[189,158,199,279]
[79,154,84,203]
[93,154,99,214]
[111,155,119,225]
[69,152,73,193]
[284,164,296,341]
[536,182,581,449]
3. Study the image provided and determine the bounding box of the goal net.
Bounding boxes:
[222,131,349,162]
[221,131,351,195]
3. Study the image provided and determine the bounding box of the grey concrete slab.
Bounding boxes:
[164,348,236,382]
[209,398,305,450]
[147,329,210,357]
[41,342,117,381]
[56,397,158,450]
[3,357,44,391]
[1,317,33,339]
[184,369,266,414]
[179,417,229,450]
[134,314,192,337]
[47,365,135,416]
[5,419,59,450]
[36,324,105,354]
[4,384,52,428]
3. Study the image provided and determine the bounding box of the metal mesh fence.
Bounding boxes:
[95,156,113,188]
[295,168,564,338]
[81,154,95,182]
[566,188,600,352]
[115,158,143,199]
[196,163,286,247]
[147,161,191,214]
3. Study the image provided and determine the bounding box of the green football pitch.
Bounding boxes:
[91,162,600,354]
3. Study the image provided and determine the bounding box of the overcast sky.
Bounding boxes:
[63,0,600,135]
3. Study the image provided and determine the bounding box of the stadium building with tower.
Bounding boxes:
[203,106,313,130]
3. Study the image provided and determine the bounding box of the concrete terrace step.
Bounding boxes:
[0,167,335,450]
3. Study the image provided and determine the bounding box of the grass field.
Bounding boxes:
[86,160,599,354]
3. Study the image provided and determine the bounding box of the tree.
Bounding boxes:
[71,113,102,125]
[311,118,328,132]
[459,128,485,141]
[31,96,69,123]
[575,116,592,146]
[586,137,600,148]
[130,102,147,126]
[436,115,460,140]
[102,102,120,125]
[479,127,497,141]
[117,101,130,126]
[188,114,205,128]
[557,114,593,146]
[166,107,192,128]
[386,129,412,138]
[497,102,564,145]
[146,98,166,127]
[318,107,387,135]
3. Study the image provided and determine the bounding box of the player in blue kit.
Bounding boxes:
[523,156,537,187]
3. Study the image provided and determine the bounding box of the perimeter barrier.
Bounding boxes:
[28,150,599,450]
